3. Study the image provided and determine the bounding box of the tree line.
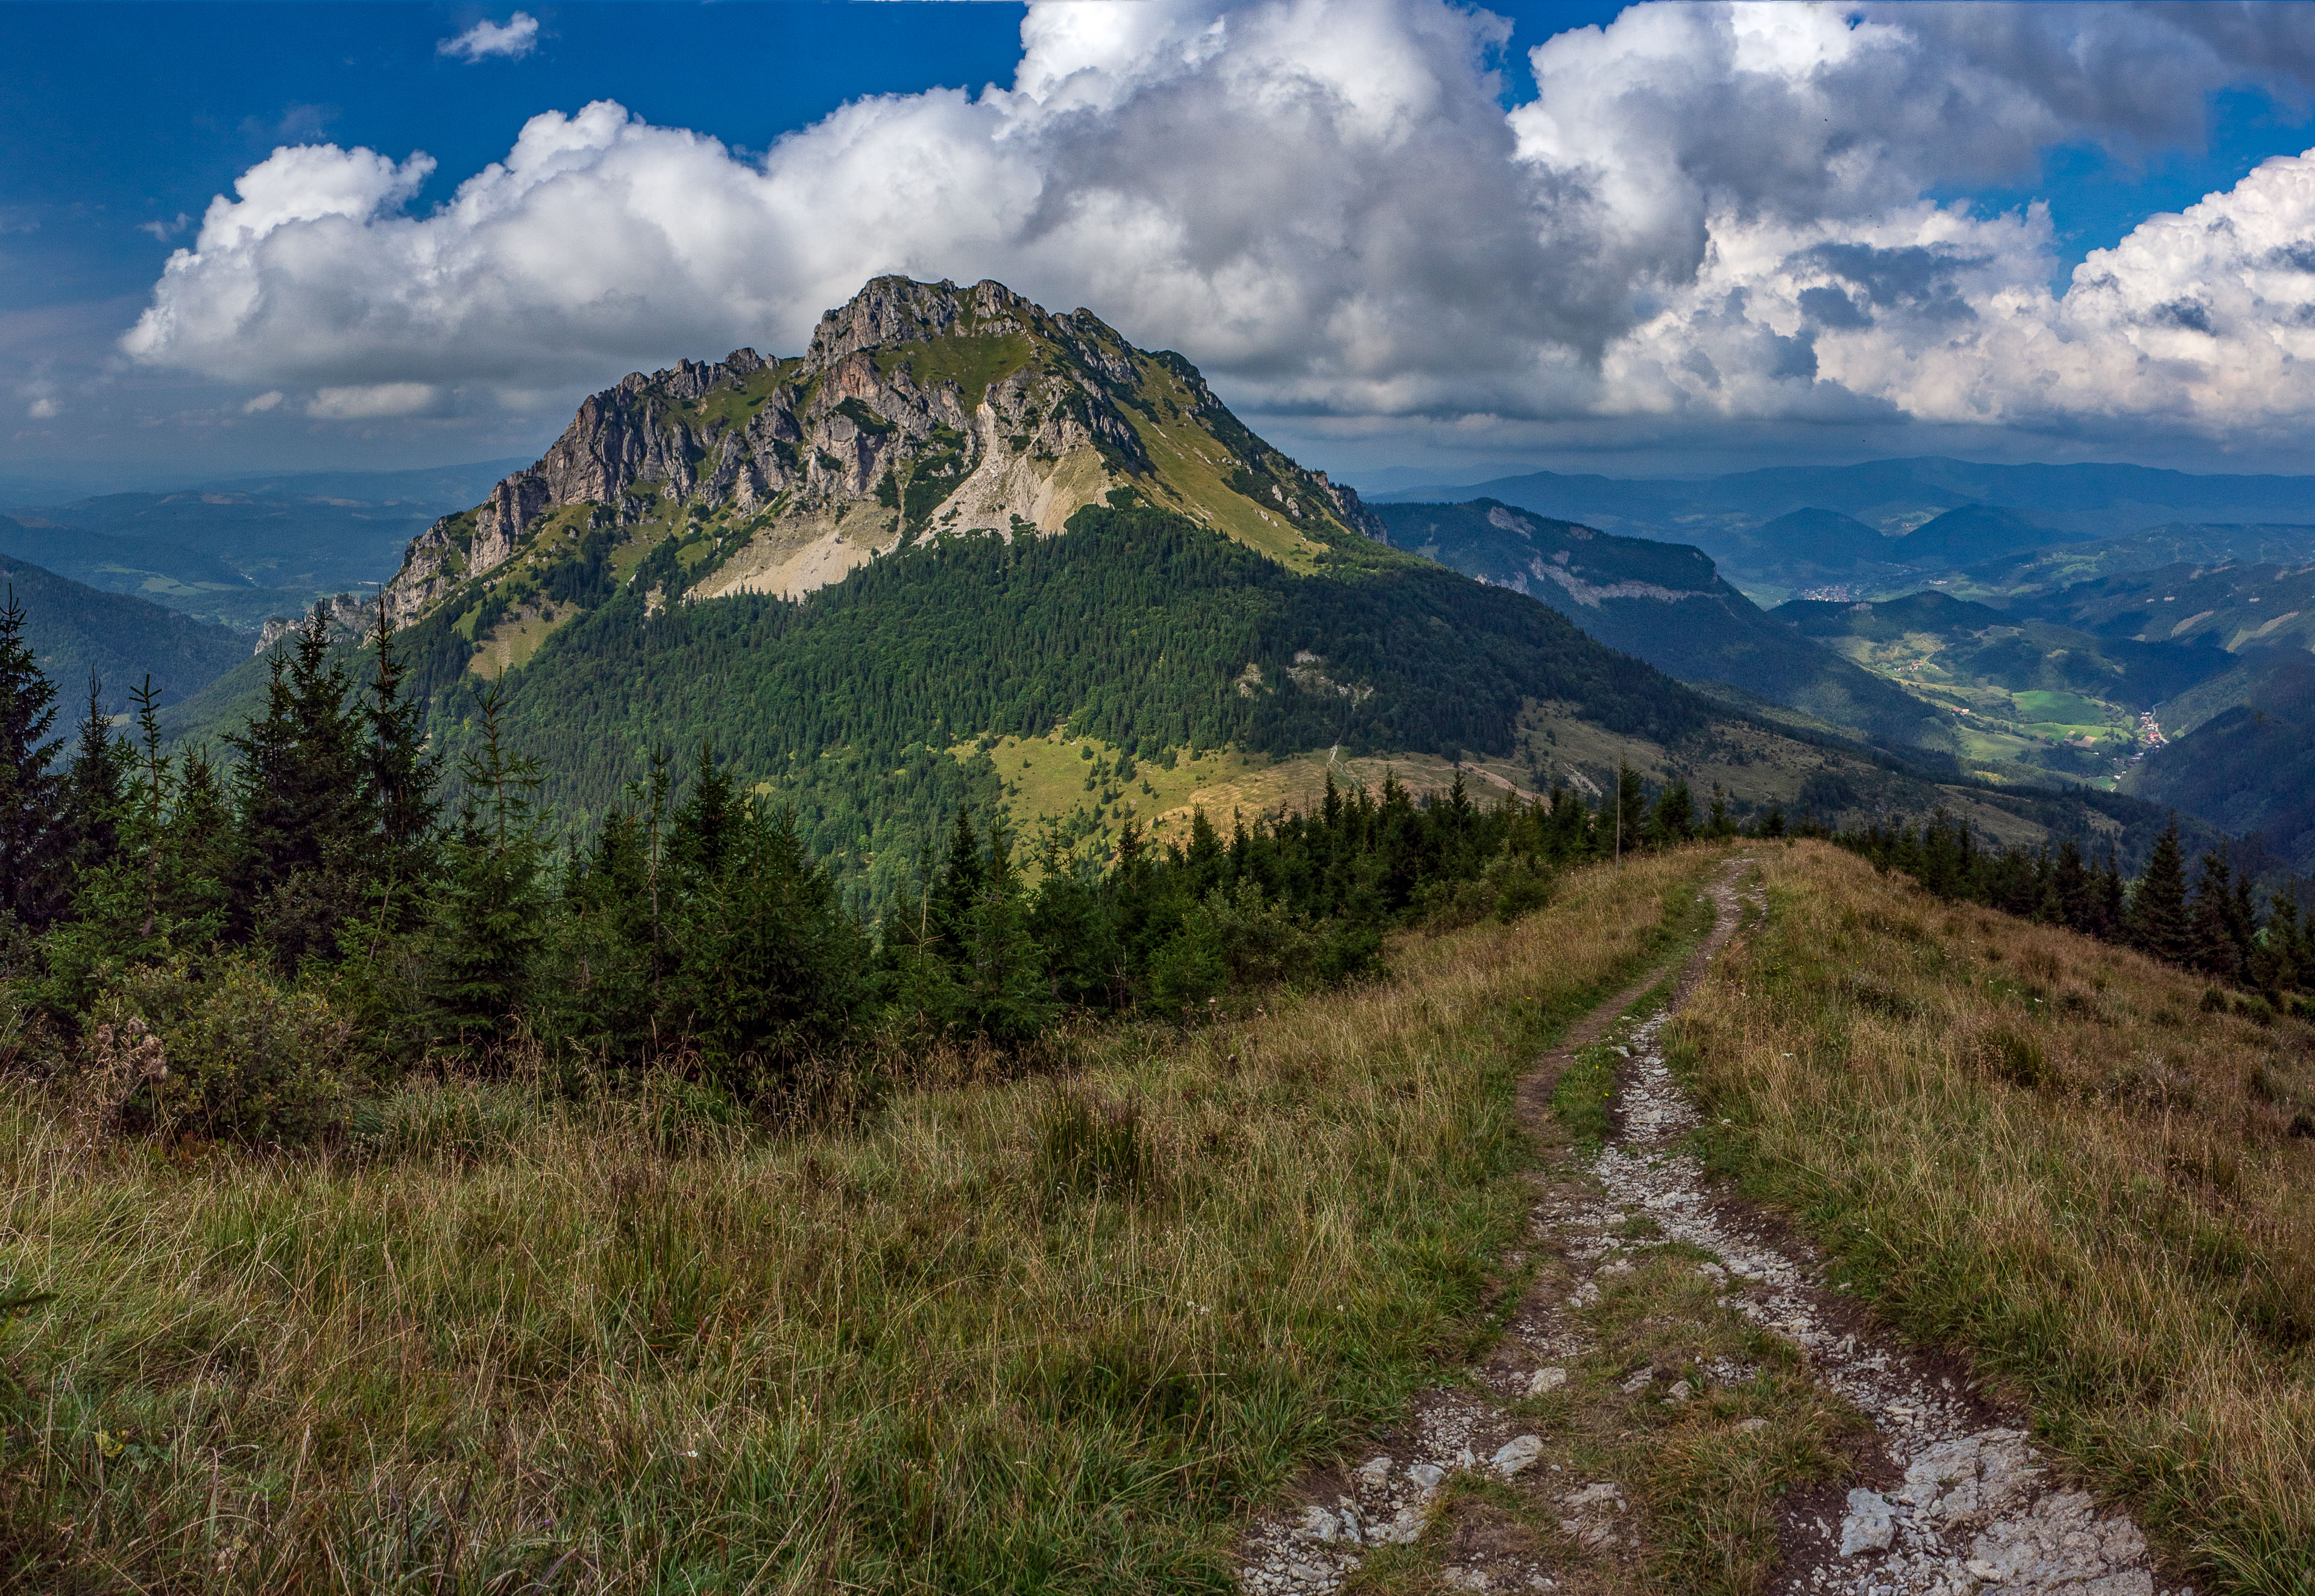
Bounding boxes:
[1835,810,2311,1008]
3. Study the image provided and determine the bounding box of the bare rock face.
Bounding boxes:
[255,591,372,654]
[382,274,1383,633]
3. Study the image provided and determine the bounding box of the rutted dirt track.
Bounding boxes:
[1239,858,2185,1596]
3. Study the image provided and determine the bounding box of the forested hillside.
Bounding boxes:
[0,553,244,709]
[410,506,1703,908]
[141,277,2254,917]
[2128,656,2315,873]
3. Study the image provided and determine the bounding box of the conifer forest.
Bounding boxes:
[2,582,2305,1148]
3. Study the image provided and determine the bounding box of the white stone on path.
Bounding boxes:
[1839,1488,1895,1557]
[1492,1434,1545,1476]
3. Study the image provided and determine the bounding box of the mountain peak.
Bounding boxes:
[380,275,1382,662]
[806,275,1038,366]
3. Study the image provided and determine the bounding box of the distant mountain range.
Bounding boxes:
[1375,456,2315,533]
[2,460,526,632]
[1375,481,2315,873]
[1374,457,2315,603]
[1367,499,1950,753]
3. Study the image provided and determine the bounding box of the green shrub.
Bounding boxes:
[92,958,356,1145]
[1492,858,1556,923]
[1150,881,1326,1011]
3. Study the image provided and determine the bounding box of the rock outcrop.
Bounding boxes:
[255,592,373,654]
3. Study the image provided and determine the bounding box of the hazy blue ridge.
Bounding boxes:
[1372,457,2315,528]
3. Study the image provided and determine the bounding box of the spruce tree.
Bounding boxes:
[39,679,187,998]
[1185,806,1224,895]
[2250,882,2302,1000]
[427,682,550,1057]
[954,812,1053,1042]
[2128,819,2193,967]
[2095,851,2127,941]
[125,677,169,947]
[2188,850,2240,980]
[1611,762,1646,859]
[57,671,127,904]
[164,743,235,949]
[927,807,984,957]
[2050,841,2091,934]
[1706,783,1735,839]
[670,738,738,890]
[1648,779,1695,847]
[675,803,869,1081]
[0,586,61,928]
[228,604,368,958]
[557,805,661,1066]
[2226,866,2261,984]
[362,605,441,897]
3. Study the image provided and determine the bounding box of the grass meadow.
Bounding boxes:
[1678,841,2315,1595]
[0,851,1719,1594]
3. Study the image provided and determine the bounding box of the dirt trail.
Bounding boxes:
[1239,859,2181,1596]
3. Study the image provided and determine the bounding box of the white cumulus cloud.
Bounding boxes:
[120,0,2315,450]
[439,13,540,63]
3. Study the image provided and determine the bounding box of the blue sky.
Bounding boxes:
[10,1,2315,492]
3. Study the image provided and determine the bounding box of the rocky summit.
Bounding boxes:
[382,276,1381,653]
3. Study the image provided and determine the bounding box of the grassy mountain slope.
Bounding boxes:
[1371,499,1952,752]
[0,849,1723,1591]
[0,551,247,709]
[1688,843,2315,1592]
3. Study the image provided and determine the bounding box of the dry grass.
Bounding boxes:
[1675,840,2315,1594]
[0,852,1719,1593]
